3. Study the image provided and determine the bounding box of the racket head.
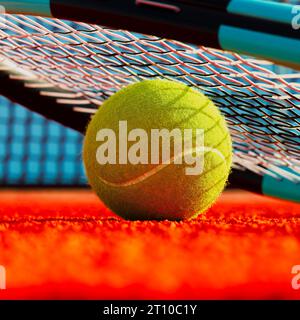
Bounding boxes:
[0,14,299,201]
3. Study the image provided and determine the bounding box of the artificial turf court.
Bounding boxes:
[0,190,300,299]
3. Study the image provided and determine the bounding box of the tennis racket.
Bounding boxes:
[0,0,299,202]
[2,0,300,68]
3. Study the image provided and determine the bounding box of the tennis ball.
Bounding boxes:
[83,79,232,220]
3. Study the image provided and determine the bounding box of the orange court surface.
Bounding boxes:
[0,189,299,299]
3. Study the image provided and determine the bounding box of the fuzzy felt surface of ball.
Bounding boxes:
[83,79,232,220]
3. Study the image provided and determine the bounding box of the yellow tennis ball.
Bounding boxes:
[83,79,232,220]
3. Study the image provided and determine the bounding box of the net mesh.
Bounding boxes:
[0,14,300,186]
[0,97,85,185]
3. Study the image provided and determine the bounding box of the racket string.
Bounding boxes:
[0,15,300,182]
